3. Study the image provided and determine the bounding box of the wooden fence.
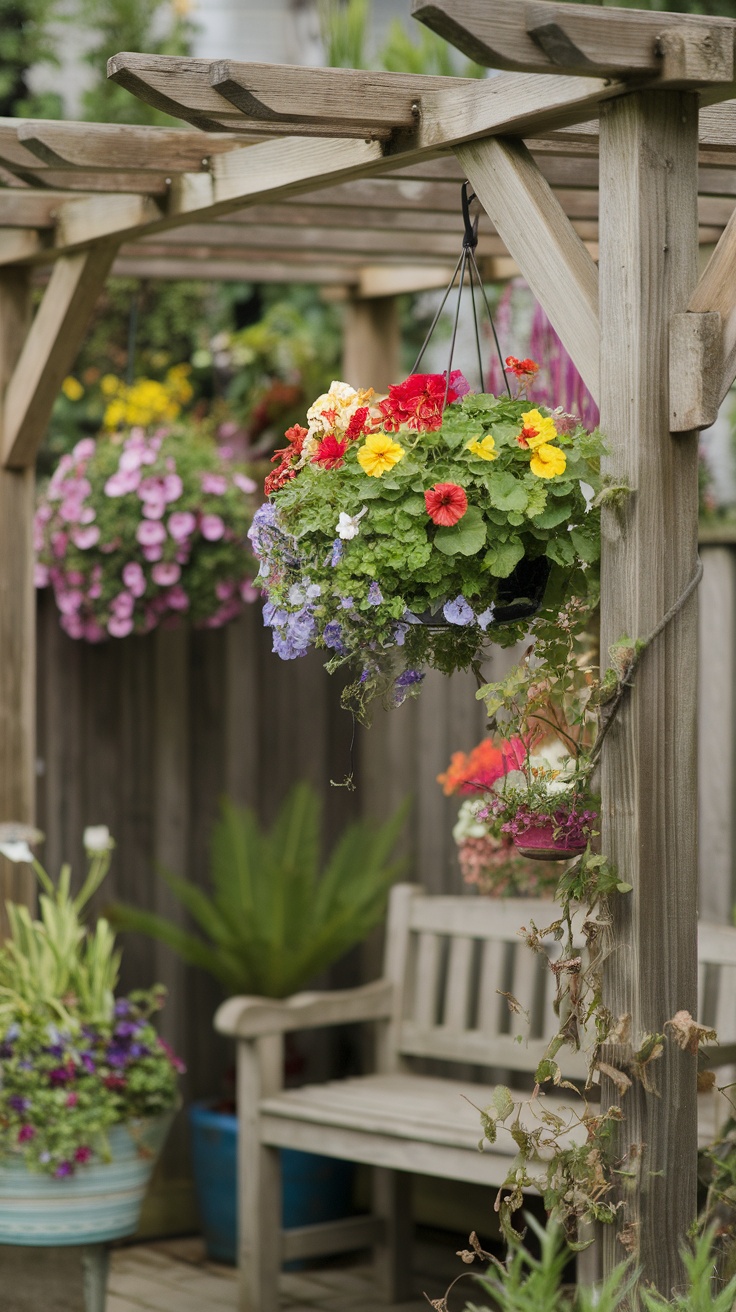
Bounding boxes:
[33,539,736,1232]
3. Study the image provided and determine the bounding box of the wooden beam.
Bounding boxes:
[50,68,627,256]
[669,311,723,431]
[598,90,700,1293]
[688,205,736,404]
[111,255,356,284]
[12,119,243,172]
[2,244,117,468]
[457,135,599,398]
[0,268,35,933]
[412,0,734,84]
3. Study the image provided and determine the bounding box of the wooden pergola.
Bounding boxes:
[2,0,736,1296]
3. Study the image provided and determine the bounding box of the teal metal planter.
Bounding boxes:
[0,1114,172,1247]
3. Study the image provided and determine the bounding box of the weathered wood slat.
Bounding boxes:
[689,205,736,405]
[2,245,118,468]
[412,0,734,83]
[599,90,700,1291]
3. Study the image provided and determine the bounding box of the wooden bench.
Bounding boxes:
[215,883,736,1312]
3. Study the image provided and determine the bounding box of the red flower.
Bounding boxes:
[103,1075,127,1091]
[517,426,537,449]
[264,424,309,497]
[74,1145,92,1164]
[313,434,348,469]
[505,356,539,379]
[380,371,469,433]
[425,483,468,527]
[345,406,371,441]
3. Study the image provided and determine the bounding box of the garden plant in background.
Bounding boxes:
[0,825,182,1248]
[111,783,408,1261]
[251,361,603,718]
[35,409,259,641]
[437,737,560,896]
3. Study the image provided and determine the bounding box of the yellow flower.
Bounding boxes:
[103,399,126,430]
[520,408,558,451]
[100,374,120,398]
[466,433,497,461]
[61,376,84,402]
[357,433,404,478]
[530,443,567,479]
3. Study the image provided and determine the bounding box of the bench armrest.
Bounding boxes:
[214,978,394,1039]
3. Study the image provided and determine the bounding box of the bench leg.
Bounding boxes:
[373,1167,413,1303]
[237,1037,283,1312]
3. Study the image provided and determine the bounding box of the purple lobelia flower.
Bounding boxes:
[8,1095,30,1113]
[322,621,347,655]
[367,581,383,606]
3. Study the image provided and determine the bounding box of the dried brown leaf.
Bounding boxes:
[697,1069,717,1092]
[597,1061,633,1097]
[618,1220,639,1254]
[497,990,525,1016]
[665,1010,718,1055]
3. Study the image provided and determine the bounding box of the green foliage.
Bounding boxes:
[379,17,485,77]
[0,841,119,1025]
[110,786,408,998]
[0,0,62,117]
[319,0,370,69]
[77,0,195,125]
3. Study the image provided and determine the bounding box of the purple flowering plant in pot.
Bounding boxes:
[0,825,183,1246]
[35,420,260,643]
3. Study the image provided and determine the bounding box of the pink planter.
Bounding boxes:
[513,821,587,862]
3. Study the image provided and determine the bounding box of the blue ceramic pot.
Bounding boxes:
[0,1114,173,1247]
[189,1101,355,1265]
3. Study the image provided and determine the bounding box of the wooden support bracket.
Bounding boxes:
[456,134,600,400]
[670,311,723,432]
[2,243,117,469]
[688,206,736,407]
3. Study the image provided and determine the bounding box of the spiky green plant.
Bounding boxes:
[111,786,408,998]
[0,833,120,1025]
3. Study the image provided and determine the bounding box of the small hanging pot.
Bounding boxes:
[513,820,587,862]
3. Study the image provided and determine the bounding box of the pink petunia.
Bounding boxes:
[152,562,181,587]
[142,499,166,520]
[67,571,84,586]
[52,531,68,559]
[36,503,53,524]
[61,613,84,639]
[57,589,83,615]
[136,520,166,547]
[88,581,102,599]
[215,579,235,601]
[201,514,225,541]
[111,591,134,619]
[142,544,163,562]
[234,472,257,495]
[119,448,144,472]
[84,621,106,643]
[108,615,134,638]
[201,472,228,495]
[168,511,196,542]
[105,469,140,497]
[34,563,50,588]
[122,562,146,597]
[165,586,190,613]
[17,1125,35,1143]
[60,500,84,525]
[163,474,183,503]
[72,439,96,461]
[72,526,100,550]
[78,506,96,525]
[240,578,260,603]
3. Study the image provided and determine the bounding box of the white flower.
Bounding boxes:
[83,825,113,853]
[579,481,595,512]
[0,840,33,864]
[452,799,489,844]
[336,507,368,540]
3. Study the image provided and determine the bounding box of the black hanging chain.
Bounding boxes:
[411,181,511,400]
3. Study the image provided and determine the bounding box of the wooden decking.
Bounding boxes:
[106,1233,481,1312]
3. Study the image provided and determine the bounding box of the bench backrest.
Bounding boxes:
[379,884,736,1079]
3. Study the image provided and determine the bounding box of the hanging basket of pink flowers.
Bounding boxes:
[35,424,259,642]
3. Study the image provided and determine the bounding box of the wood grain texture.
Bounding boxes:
[2,245,117,468]
[698,548,736,922]
[0,269,34,934]
[457,134,599,398]
[411,0,734,82]
[598,91,700,1292]
[669,310,723,431]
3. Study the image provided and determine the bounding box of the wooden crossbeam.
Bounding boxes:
[412,0,734,86]
[1,244,117,468]
[50,69,626,254]
[457,135,599,397]
[107,55,466,139]
[13,120,243,172]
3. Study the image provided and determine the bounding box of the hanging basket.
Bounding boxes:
[513,821,587,862]
[415,556,551,630]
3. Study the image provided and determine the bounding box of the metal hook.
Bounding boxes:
[461,181,479,251]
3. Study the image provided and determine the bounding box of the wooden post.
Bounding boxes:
[598,92,700,1293]
[342,295,400,393]
[0,269,34,931]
